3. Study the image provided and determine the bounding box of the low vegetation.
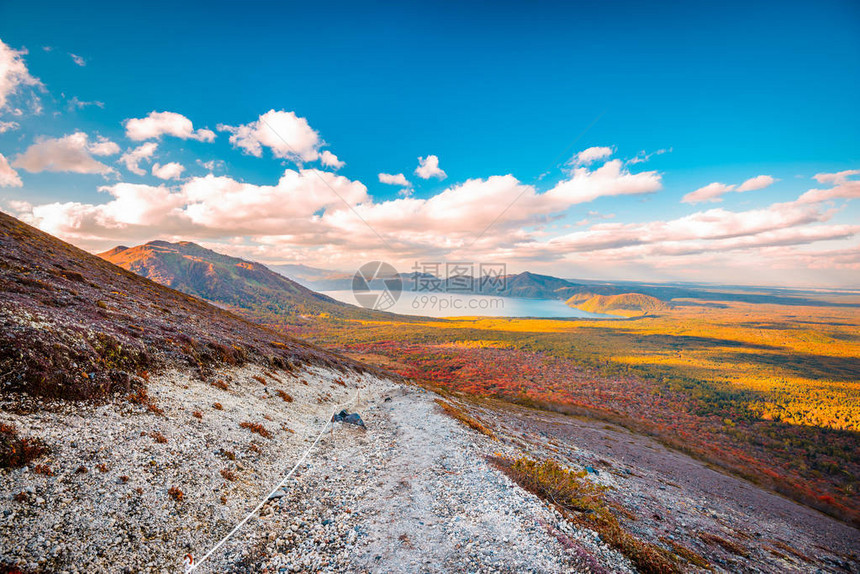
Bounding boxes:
[0,423,49,468]
[318,296,860,525]
[490,456,679,574]
[434,399,496,439]
[239,421,272,439]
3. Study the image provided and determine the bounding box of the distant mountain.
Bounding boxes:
[99,241,393,325]
[566,292,666,317]
[0,213,356,400]
[266,263,350,289]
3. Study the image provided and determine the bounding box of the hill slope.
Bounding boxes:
[100,241,392,325]
[566,292,667,317]
[0,212,360,400]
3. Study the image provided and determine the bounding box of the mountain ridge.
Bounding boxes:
[0,212,365,400]
[99,240,399,325]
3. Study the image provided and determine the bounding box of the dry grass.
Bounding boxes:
[32,464,54,476]
[659,537,711,569]
[698,532,747,557]
[128,389,164,416]
[491,456,679,574]
[150,431,168,444]
[220,468,237,481]
[770,540,813,563]
[434,399,496,439]
[168,486,184,501]
[240,421,272,439]
[213,402,223,410]
[275,389,293,402]
[0,423,49,468]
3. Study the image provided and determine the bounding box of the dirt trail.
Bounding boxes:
[201,383,859,573]
[244,386,632,573]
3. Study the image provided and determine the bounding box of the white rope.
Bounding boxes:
[185,388,361,572]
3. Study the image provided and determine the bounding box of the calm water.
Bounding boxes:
[321,290,615,319]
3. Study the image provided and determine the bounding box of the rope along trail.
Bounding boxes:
[184,389,362,572]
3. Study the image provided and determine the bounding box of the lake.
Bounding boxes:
[321,290,616,319]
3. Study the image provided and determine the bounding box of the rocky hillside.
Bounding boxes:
[0,212,364,401]
[0,211,393,571]
[100,241,388,326]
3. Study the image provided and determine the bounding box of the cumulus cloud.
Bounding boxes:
[320,150,344,169]
[152,162,184,180]
[13,146,856,285]
[88,136,121,156]
[125,111,216,142]
[218,110,323,162]
[415,155,446,180]
[0,153,22,187]
[682,182,736,204]
[119,142,158,176]
[799,170,860,203]
[0,39,44,112]
[569,146,613,167]
[13,132,119,175]
[379,172,411,187]
[737,175,776,192]
[69,53,86,67]
[546,159,661,205]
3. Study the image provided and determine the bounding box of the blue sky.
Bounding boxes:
[0,0,858,286]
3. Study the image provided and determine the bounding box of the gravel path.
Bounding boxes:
[244,387,631,573]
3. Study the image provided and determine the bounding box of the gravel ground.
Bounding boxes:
[220,387,633,573]
[467,399,860,574]
[5,367,856,573]
[0,364,379,573]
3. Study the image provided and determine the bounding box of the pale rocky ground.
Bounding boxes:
[0,365,378,573]
[2,366,858,573]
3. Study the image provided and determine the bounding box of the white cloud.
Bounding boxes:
[218,110,323,162]
[70,53,86,67]
[546,159,661,205]
[125,111,216,142]
[320,150,344,169]
[628,148,671,165]
[799,170,860,203]
[196,159,226,173]
[88,136,120,156]
[569,146,613,167]
[0,120,19,132]
[0,153,22,187]
[67,96,104,110]
[813,169,860,185]
[684,175,777,203]
[378,172,411,188]
[15,156,663,259]
[415,155,446,180]
[152,162,184,180]
[13,132,118,175]
[737,175,776,192]
[682,182,735,204]
[0,39,44,112]
[118,143,158,175]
